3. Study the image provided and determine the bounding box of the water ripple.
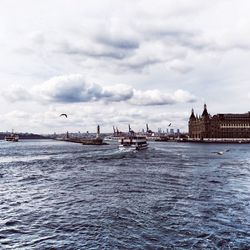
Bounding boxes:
[0,140,250,249]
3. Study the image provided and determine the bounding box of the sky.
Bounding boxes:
[1,0,250,134]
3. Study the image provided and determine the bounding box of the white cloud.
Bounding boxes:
[131,89,196,105]
[2,85,32,102]
[5,110,30,120]
[131,89,175,105]
[173,89,196,103]
[4,74,197,106]
[33,74,134,103]
[102,84,134,102]
[168,60,193,74]
[34,74,102,103]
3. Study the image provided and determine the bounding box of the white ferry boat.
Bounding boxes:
[4,133,19,142]
[119,134,148,150]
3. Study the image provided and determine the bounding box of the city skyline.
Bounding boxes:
[1,0,250,133]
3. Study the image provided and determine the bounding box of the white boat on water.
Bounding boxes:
[4,133,19,142]
[119,134,148,150]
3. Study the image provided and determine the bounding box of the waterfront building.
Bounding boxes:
[189,104,250,139]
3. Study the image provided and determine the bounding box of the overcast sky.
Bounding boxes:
[1,0,250,133]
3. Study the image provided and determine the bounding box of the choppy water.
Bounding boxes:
[0,140,250,249]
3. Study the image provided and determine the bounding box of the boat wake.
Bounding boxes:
[93,148,138,161]
[118,147,137,153]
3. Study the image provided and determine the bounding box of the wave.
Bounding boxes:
[0,155,52,163]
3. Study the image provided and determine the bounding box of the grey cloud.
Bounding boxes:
[157,30,210,51]
[150,28,194,41]
[17,26,207,73]
[33,75,133,103]
[120,58,162,72]
[153,27,250,53]
[85,50,128,60]
[8,1,250,80]
[54,27,193,71]
[58,41,132,60]
[96,35,139,50]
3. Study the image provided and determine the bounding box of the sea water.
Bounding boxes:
[0,140,249,249]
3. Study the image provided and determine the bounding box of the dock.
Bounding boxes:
[55,125,108,145]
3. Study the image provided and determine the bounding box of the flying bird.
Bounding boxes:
[60,113,68,118]
[168,123,171,126]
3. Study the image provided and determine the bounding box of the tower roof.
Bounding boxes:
[202,104,209,117]
[189,108,195,119]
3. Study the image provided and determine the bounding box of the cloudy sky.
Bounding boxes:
[1,0,250,134]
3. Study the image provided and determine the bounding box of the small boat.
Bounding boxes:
[4,133,19,142]
[119,134,148,150]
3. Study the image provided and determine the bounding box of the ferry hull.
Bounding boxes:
[4,135,19,142]
[118,134,148,151]
[119,144,148,150]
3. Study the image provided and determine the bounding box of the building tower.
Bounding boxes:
[188,108,196,138]
[189,105,211,139]
[201,103,211,139]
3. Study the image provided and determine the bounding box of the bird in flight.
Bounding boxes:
[60,113,68,118]
[168,123,171,126]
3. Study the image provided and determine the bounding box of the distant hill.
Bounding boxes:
[0,132,49,140]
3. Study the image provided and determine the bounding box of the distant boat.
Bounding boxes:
[4,133,19,142]
[104,135,126,141]
[154,136,169,142]
[119,134,148,150]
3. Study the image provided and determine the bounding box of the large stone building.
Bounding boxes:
[189,104,250,139]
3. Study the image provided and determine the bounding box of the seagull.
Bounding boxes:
[168,123,171,126]
[212,149,230,155]
[60,113,68,118]
[213,151,224,155]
